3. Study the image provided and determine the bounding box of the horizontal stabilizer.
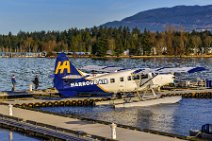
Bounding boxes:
[62,75,83,79]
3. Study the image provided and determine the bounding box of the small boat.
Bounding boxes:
[189,124,212,140]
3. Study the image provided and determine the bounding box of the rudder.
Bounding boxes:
[53,52,81,89]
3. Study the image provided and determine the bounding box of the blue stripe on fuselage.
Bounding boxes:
[59,77,109,97]
[58,84,108,97]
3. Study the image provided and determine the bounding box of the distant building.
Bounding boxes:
[123,49,129,56]
[195,28,212,32]
[162,46,168,54]
[106,50,113,55]
[190,47,200,55]
[207,47,212,54]
[0,52,46,57]
[61,52,91,55]
[151,47,157,55]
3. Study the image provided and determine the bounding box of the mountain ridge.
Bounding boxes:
[102,5,212,31]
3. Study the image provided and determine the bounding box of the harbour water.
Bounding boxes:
[1,57,212,137]
[0,127,39,141]
[0,57,212,91]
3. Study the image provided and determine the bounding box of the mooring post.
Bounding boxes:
[29,84,33,91]
[111,123,117,139]
[8,104,13,116]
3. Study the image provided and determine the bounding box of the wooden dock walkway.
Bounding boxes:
[0,104,185,141]
[0,88,212,108]
[0,115,90,141]
[0,88,58,99]
[161,88,212,97]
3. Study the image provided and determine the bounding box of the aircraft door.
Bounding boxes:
[119,77,126,92]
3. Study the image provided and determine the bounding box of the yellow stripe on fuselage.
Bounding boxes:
[77,69,85,76]
[97,84,110,93]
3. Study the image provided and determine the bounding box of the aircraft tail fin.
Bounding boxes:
[53,52,82,89]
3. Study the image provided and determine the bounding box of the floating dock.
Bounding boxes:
[0,104,186,141]
[0,114,90,141]
[0,96,109,108]
[0,88,58,99]
[161,88,212,98]
[0,88,211,140]
[0,88,212,108]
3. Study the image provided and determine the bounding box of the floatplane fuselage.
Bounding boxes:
[53,53,206,100]
[53,53,176,98]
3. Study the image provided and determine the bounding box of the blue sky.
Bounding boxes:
[0,0,211,35]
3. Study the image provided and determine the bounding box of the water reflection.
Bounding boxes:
[9,131,13,141]
[0,128,39,141]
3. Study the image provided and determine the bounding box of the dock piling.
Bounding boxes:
[29,84,33,91]
[111,123,117,139]
[8,104,13,116]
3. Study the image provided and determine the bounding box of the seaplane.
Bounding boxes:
[53,53,206,108]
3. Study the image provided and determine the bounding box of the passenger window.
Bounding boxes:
[128,76,131,81]
[120,77,124,82]
[110,78,115,83]
[133,75,140,80]
[141,74,148,79]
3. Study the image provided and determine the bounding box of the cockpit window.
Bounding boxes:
[128,76,131,81]
[133,75,140,80]
[141,74,148,79]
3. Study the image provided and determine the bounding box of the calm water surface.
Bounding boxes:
[1,57,212,137]
[0,128,39,141]
[0,57,212,91]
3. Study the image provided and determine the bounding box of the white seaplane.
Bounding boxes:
[53,53,206,108]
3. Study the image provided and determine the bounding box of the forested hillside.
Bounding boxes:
[0,26,212,56]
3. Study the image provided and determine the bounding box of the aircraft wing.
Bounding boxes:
[81,65,206,74]
[152,67,206,74]
[80,65,125,73]
[132,67,206,74]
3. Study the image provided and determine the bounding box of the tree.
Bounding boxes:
[95,35,108,57]
[203,36,212,54]
[165,25,176,55]
[155,32,166,55]
[141,29,151,55]
[191,35,202,55]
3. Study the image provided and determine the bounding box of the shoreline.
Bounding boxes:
[1,55,212,59]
